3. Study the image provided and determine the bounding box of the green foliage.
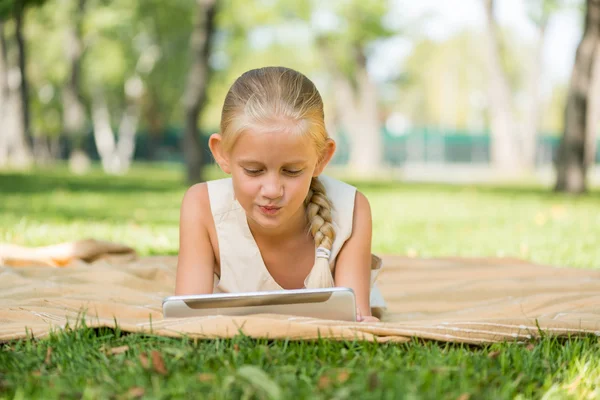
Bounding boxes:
[331,0,394,47]
[399,31,488,129]
[525,0,582,27]
[0,0,11,19]
[0,0,47,21]
[200,0,322,129]
[310,0,396,80]
[135,0,195,128]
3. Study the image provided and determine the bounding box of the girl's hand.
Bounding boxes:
[356,308,380,323]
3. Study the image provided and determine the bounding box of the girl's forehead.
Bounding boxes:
[231,130,317,162]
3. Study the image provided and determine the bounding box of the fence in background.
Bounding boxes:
[66,126,600,166]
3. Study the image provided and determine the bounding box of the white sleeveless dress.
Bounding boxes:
[206,174,387,314]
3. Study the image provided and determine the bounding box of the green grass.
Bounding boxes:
[1,163,600,399]
[2,324,600,399]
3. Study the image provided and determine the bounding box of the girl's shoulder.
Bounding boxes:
[205,177,236,216]
[180,182,211,224]
[180,177,234,226]
[318,174,357,231]
[318,174,357,206]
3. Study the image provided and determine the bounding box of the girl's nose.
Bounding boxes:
[261,173,283,199]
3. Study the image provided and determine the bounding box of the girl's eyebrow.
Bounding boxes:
[238,159,308,165]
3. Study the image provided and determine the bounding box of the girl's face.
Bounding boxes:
[216,127,330,234]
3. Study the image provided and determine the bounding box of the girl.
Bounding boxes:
[175,66,385,322]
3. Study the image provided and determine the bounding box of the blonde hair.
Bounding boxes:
[220,66,335,288]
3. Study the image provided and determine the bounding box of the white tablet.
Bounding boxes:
[162,287,356,321]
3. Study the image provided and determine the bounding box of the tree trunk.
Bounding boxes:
[14,0,32,152]
[33,135,54,165]
[318,40,383,176]
[483,0,521,172]
[143,91,164,161]
[91,90,140,175]
[349,47,383,175]
[585,41,600,167]
[1,15,31,168]
[182,0,217,184]
[91,92,117,172]
[0,21,9,166]
[555,0,600,193]
[115,101,139,170]
[63,0,88,154]
[521,22,548,171]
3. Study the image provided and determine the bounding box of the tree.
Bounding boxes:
[398,32,488,130]
[0,20,11,165]
[0,0,47,167]
[482,0,523,172]
[522,0,565,170]
[312,0,395,176]
[182,0,218,184]
[555,0,600,193]
[62,0,88,163]
[134,0,198,161]
[81,0,156,174]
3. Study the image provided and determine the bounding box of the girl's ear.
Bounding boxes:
[209,133,232,174]
[313,138,336,177]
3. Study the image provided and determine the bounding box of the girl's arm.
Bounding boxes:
[174,183,216,295]
[334,191,378,321]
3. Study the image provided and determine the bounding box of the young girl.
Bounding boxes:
[175,66,385,322]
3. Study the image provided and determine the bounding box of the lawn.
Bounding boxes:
[1,164,599,399]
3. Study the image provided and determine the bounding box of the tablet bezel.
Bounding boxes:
[162,287,356,320]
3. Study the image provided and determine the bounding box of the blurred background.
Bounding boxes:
[0,0,598,193]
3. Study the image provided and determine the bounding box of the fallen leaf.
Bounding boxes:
[139,353,150,369]
[336,370,350,383]
[127,387,145,398]
[151,350,168,375]
[318,375,331,390]
[457,393,471,400]
[487,350,501,359]
[368,372,379,391]
[198,373,215,382]
[45,347,52,365]
[108,345,129,355]
[233,344,240,352]
[526,343,535,351]
[31,370,42,377]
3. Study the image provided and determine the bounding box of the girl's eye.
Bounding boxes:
[243,168,262,175]
[284,169,303,176]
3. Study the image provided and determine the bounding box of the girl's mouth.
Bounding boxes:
[259,205,281,215]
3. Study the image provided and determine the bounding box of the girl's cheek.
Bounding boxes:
[238,179,260,197]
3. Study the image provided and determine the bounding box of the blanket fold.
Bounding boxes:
[1,241,599,344]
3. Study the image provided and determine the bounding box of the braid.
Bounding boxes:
[304,177,336,288]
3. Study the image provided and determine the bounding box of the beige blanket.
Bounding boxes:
[1,239,599,344]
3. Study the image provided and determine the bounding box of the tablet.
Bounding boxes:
[162,287,356,321]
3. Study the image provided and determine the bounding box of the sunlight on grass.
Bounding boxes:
[1,163,598,268]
